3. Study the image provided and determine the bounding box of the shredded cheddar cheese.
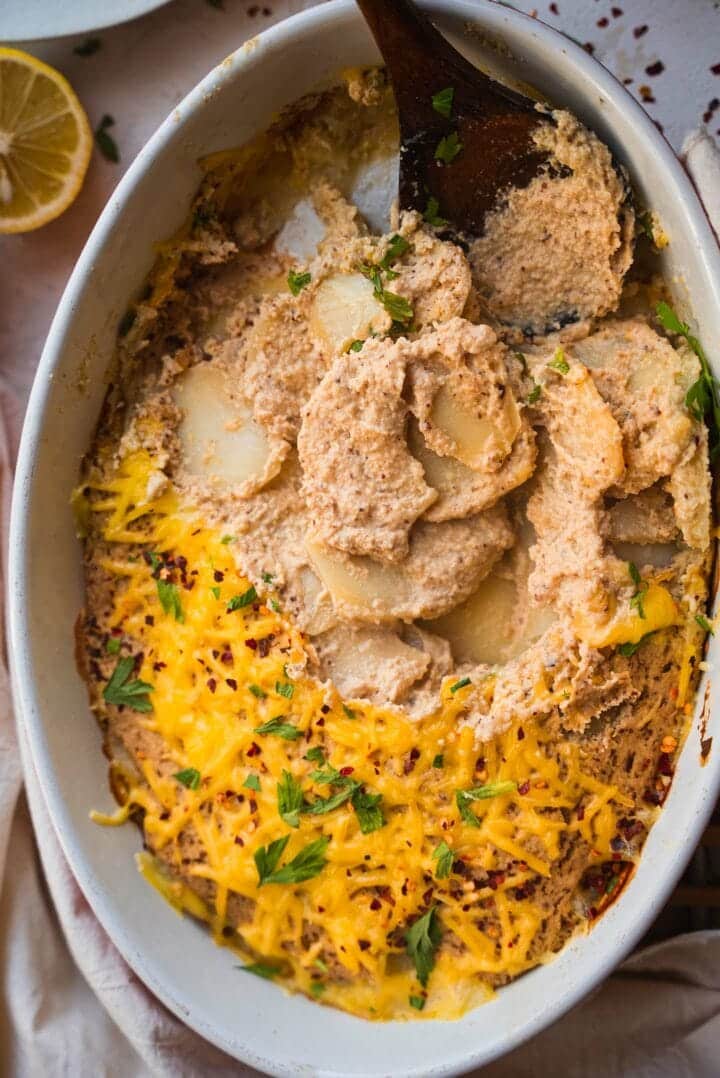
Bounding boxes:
[82,452,650,1021]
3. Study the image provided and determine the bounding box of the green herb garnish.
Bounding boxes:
[380,233,411,269]
[103,656,153,712]
[527,383,542,404]
[547,347,569,374]
[304,784,356,816]
[106,636,121,655]
[695,613,715,634]
[288,269,311,296]
[434,131,462,164]
[423,195,449,228]
[409,995,426,1011]
[450,677,471,694]
[618,632,656,657]
[240,961,281,979]
[379,289,413,324]
[406,906,441,987]
[243,774,261,791]
[432,840,454,879]
[348,339,364,352]
[305,746,325,764]
[255,835,330,886]
[220,534,236,544]
[254,716,302,740]
[628,561,648,620]
[275,680,294,700]
[210,586,221,600]
[351,787,385,833]
[656,301,720,441]
[227,586,257,611]
[432,754,444,769]
[174,767,201,790]
[277,770,305,828]
[157,578,184,622]
[431,86,454,119]
[342,705,357,720]
[249,684,266,699]
[95,114,119,163]
[456,781,516,826]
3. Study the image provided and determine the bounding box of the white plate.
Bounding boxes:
[8,2,720,1075]
[1,0,173,42]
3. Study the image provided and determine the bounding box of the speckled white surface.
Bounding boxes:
[2,0,720,405]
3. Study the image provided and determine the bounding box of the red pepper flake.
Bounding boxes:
[226,678,238,691]
[623,77,633,85]
[234,836,244,846]
[207,678,217,693]
[422,887,434,905]
[548,2,558,14]
[213,570,224,582]
[246,741,261,757]
[316,716,325,727]
[257,636,273,658]
[596,16,608,27]
[645,60,664,77]
[244,638,258,650]
[370,898,382,911]
[583,42,595,54]
[701,736,713,760]
[633,24,648,38]
[517,780,530,795]
[340,766,355,776]
[577,804,585,821]
[145,615,154,626]
[711,63,720,76]
[320,704,330,714]
[639,85,656,103]
[611,5,623,16]
[358,940,370,951]
[517,726,525,741]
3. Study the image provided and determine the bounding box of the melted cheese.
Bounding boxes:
[84,452,647,1021]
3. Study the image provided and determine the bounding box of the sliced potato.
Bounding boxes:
[313,623,430,705]
[611,541,678,569]
[275,197,327,262]
[310,272,388,353]
[429,382,520,471]
[427,573,555,666]
[173,363,273,489]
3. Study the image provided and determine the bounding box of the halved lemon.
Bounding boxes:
[0,48,92,234]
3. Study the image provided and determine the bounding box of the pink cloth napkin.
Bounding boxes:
[3,129,720,1077]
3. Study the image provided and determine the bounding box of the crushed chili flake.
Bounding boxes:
[246,741,261,757]
[633,24,648,38]
[517,780,530,795]
[583,42,595,54]
[549,2,558,14]
[340,766,355,776]
[712,63,720,76]
[244,638,257,650]
[370,898,382,911]
[207,678,217,693]
[611,5,623,15]
[517,726,525,741]
[645,60,664,77]
[596,16,608,27]
[226,678,238,691]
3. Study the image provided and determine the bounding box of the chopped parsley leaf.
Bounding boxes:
[95,114,119,163]
[450,676,471,694]
[696,613,715,634]
[379,289,413,324]
[261,571,274,583]
[409,995,426,1011]
[432,840,454,879]
[380,233,411,270]
[210,585,221,600]
[348,339,364,352]
[157,578,184,622]
[305,746,325,764]
[527,382,542,404]
[287,269,311,296]
[103,656,153,713]
[255,835,330,886]
[456,781,516,825]
[240,961,281,979]
[277,770,305,828]
[275,680,294,700]
[227,586,257,611]
[314,957,329,973]
[432,753,444,769]
[342,704,357,720]
[254,716,301,740]
[406,906,441,987]
[174,767,201,790]
[106,636,121,655]
[249,683,266,699]
[220,534,236,544]
[310,982,326,997]
[547,347,569,374]
[628,561,648,620]
[618,632,656,657]
[423,195,449,228]
[270,599,281,613]
[434,131,462,164]
[352,787,385,833]
[431,86,454,119]
[656,301,720,441]
[304,783,357,816]
[243,773,261,791]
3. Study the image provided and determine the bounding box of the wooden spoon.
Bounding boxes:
[355,0,551,236]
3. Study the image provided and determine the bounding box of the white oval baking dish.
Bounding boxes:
[8,2,720,1074]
